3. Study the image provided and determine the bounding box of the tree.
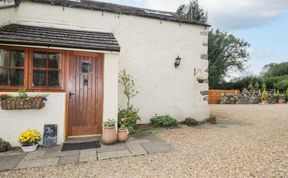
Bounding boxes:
[208,29,250,88]
[261,62,288,78]
[176,0,208,23]
[176,1,250,89]
[118,70,138,108]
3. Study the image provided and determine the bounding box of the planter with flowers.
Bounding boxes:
[19,129,41,152]
[102,119,117,145]
[261,89,268,104]
[0,90,47,110]
[118,117,129,142]
[275,90,285,104]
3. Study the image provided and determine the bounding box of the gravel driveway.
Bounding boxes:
[1,105,288,178]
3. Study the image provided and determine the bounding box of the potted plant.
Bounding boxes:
[118,118,129,142]
[102,119,117,145]
[261,89,268,104]
[275,90,285,104]
[19,129,41,152]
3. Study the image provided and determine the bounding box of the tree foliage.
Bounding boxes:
[208,29,250,88]
[118,70,138,108]
[261,62,288,78]
[176,0,208,23]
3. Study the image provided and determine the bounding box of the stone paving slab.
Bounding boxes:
[141,143,174,154]
[79,149,97,163]
[23,150,46,160]
[0,153,25,171]
[98,150,132,160]
[126,138,151,145]
[96,143,127,153]
[58,155,79,165]
[43,150,80,158]
[127,144,147,156]
[0,132,173,172]
[16,158,59,169]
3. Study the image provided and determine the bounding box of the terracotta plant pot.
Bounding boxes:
[118,129,129,142]
[278,99,285,104]
[102,126,117,145]
[261,100,268,105]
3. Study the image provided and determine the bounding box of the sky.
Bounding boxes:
[100,0,288,76]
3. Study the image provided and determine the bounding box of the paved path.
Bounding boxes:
[0,132,173,172]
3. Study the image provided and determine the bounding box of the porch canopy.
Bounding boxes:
[0,24,120,52]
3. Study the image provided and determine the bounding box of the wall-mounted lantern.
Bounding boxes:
[175,56,181,68]
[194,68,206,83]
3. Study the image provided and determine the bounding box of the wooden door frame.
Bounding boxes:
[65,51,104,138]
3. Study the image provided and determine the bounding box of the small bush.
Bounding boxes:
[0,138,12,152]
[183,118,198,127]
[103,119,116,127]
[261,89,268,100]
[118,107,140,134]
[150,115,178,128]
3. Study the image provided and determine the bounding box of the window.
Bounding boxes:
[0,47,63,91]
[32,52,61,87]
[0,49,25,86]
[81,61,91,73]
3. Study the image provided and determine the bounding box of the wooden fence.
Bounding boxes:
[208,90,240,104]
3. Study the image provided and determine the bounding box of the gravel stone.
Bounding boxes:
[1,105,288,177]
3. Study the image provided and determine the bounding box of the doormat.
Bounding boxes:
[61,141,101,151]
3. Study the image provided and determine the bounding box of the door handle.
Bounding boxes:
[69,92,75,99]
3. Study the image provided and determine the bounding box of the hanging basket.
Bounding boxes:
[1,96,47,110]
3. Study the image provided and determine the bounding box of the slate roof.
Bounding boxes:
[0,24,121,52]
[30,0,210,27]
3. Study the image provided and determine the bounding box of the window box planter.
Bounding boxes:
[0,96,47,110]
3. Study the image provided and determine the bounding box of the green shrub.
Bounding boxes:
[261,89,268,100]
[274,80,288,91]
[150,115,178,128]
[118,107,140,134]
[254,82,260,91]
[262,83,267,90]
[275,90,284,100]
[285,88,288,101]
[0,138,12,152]
[263,75,288,90]
[103,119,116,127]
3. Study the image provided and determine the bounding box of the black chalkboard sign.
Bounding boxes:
[43,124,57,147]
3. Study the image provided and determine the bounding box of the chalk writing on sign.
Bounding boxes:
[43,124,58,147]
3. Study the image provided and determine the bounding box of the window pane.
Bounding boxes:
[48,53,60,69]
[10,50,24,67]
[82,62,91,73]
[33,52,47,68]
[0,49,8,67]
[48,71,60,86]
[33,70,46,86]
[0,69,8,85]
[10,69,24,86]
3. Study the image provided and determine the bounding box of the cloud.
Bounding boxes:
[144,0,288,30]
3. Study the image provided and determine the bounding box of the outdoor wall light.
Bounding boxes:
[175,56,181,68]
[194,68,206,83]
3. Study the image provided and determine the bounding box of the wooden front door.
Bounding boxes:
[68,52,104,136]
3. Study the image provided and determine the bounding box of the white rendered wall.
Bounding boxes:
[0,92,65,146]
[4,1,210,123]
[103,54,119,121]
